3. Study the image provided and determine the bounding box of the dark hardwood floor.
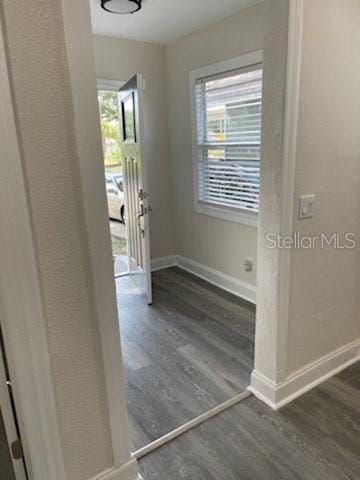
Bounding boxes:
[139,362,360,480]
[116,267,256,450]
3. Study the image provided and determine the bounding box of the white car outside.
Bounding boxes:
[105,173,125,222]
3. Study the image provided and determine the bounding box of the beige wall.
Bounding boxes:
[92,4,265,284]
[287,0,360,372]
[93,35,176,259]
[165,3,265,286]
[2,1,116,478]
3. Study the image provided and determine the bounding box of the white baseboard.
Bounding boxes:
[151,255,177,272]
[177,256,256,304]
[90,458,140,480]
[151,255,256,305]
[249,337,360,410]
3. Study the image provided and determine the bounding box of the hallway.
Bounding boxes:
[116,267,255,450]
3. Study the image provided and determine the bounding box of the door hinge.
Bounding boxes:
[11,439,24,460]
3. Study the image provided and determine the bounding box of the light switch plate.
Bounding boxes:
[299,194,315,219]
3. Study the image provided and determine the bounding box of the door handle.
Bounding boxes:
[137,204,144,219]
[137,206,145,237]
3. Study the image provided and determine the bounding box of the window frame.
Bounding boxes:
[189,50,263,227]
[97,78,125,92]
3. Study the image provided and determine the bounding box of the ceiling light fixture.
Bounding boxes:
[101,0,142,14]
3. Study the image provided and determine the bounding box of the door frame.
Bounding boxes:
[61,0,134,466]
[97,79,132,274]
[0,2,138,477]
[0,1,303,478]
[98,78,125,91]
[249,0,304,406]
[0,12,66,479]
[98,76,153,302]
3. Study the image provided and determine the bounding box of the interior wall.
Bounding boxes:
[93,35,176,259]
[2,1,115,478]
[287,0,360,372]
[252,0,290,384]
[164,2,265,287]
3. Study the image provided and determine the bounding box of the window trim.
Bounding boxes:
[97,78,125,91]
[189,50,263,227]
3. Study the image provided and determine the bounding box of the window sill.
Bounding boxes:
[195,202,258,227]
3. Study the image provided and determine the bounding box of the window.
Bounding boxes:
[191,53,263,225]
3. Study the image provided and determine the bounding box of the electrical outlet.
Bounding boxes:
[245,259,253,272]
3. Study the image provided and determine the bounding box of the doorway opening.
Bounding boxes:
[93,1,266,463]
[98,87,128,277]
[98,76,152,303]
[96,67,259,457]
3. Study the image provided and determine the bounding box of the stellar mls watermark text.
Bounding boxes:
[266,232,357,249]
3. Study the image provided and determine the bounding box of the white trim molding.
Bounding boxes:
[0,13,66,480]
[151,255,178,272]
[249,338,360,410]
[177,256,256,305]
[90,458,142,480]
[97,78,125,91]
[151,255,256,305]
[196,203,258,227]
[276,0,304,383]
[133,391,251,461]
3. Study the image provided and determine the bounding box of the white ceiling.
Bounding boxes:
[90,0,261,45]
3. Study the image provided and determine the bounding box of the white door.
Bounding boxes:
[119,75,152,304]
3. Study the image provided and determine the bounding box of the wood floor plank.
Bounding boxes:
[177,344,246,396]
[116,267,255,450]
[139,363,360,480]
[154,268,255,340]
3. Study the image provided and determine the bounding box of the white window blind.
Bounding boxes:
[195,65,263,214]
